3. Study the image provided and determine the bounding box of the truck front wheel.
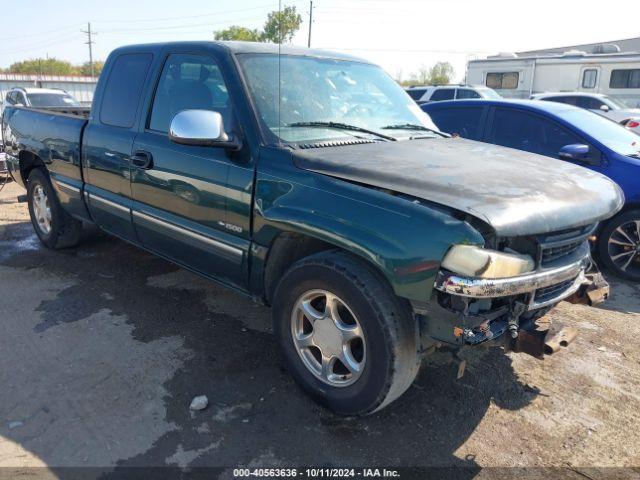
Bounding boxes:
[27,169,82,249]
[272,251,421,415]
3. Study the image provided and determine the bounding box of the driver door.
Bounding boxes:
[130,51,246,287]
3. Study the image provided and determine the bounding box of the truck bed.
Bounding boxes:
[1,105,88,192]
[26,106,91,118]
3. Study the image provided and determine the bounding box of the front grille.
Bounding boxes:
[537,224,595,267]
[534,279,574,304]
[541,240,584,264]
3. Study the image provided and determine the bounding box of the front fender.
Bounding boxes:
[252,148,484,303]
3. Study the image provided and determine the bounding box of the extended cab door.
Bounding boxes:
[82,52,154,241]
[130,51,248,288]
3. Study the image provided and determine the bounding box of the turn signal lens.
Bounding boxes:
[441,245,535,279]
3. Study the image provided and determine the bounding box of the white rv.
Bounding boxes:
[466,51,640,107]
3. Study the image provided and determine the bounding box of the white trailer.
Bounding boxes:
[466,51,640,107]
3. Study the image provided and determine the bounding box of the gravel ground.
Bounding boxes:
[1,179,639,477]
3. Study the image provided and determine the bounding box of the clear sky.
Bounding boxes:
[1,0,638,81]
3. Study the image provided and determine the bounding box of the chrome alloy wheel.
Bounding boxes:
[32,184,52,235]
[290,289,366,387]
[607,220,640,275]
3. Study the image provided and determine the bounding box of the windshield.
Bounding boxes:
[479,87,501,99]
[238,54,439,144]
[558,108,640,156]
[27,93,79,107]
[603,96,630,109]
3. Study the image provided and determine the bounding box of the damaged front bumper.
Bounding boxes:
[435,256,590,310]
[417,251,608,359]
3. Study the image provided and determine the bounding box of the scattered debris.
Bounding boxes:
[597,346,607,352]
[190,395,209,411]
[8,421,23,429]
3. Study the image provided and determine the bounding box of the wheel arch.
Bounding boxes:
[18,150,47,186]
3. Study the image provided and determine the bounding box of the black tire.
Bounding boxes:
[272,250,421,415]
[597,210,640,281]
[27,168,82,249]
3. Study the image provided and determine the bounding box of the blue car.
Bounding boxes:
[422,99,640,281]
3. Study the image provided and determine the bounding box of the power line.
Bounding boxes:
[93,1,304,25]
[0,24,83,43]
[0,32,82,55]
[99,15,267,34]
[81,23,96,77]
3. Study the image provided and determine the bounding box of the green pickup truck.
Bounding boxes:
[1,42,624,415]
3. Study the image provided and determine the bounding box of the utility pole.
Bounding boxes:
[81,22,95,77]
[307,0,313,48]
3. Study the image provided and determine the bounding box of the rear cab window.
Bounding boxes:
[100,53,153,128]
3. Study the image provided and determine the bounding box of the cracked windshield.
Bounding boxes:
[238,53,440,144]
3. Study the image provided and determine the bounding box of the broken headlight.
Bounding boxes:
[441,245,535,279]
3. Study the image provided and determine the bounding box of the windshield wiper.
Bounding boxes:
[382,123,450,138]
[286,121,397,142]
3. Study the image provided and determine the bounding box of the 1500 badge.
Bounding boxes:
[218,221,243,234]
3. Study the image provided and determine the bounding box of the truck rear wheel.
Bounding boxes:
[597,210,640,281]
[27,169,82,249]
[272,250,421,415]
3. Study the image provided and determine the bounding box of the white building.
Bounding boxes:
[0,73,97,107]
[466,38,640,107]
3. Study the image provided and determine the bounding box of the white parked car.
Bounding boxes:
[405,84,501,105]
[532,92,640,131]
[4,87,80,109]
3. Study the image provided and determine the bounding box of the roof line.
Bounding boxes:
[517,36,640,54]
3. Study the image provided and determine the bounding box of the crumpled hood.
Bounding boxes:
[292,137,624,237]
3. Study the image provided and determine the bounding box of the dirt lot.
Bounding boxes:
[1,179,640,477]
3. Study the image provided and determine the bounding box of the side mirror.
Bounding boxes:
[600,104,611,112]
[169,110,240,150]
[559,144,590,161]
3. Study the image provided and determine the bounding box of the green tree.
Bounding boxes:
[9,58,75,75]
[427,62,454,86]
[78,61,104,76]
[401,61,455,86]
[262,5,302,44]
[405,64,430,86]
[214,25,262,42]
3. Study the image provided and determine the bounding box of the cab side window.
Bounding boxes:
[149,53,231,133]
